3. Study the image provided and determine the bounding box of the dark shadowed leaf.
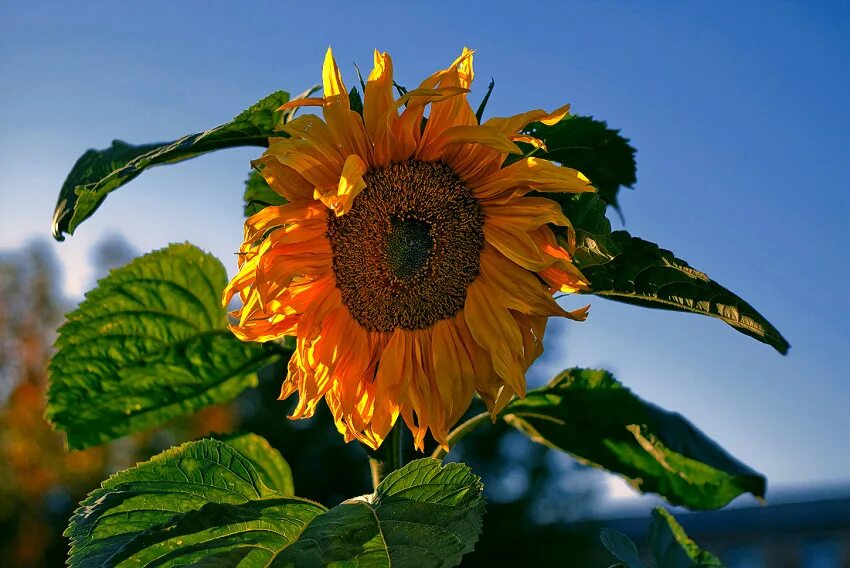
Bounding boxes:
[503,368,766,510]
[67,441,485,568]
[600,528,647,568]
[556,193,789,354]
[523,114,636,210]
[52,90,291,240]
[46,243,282,449]
[243,169,286,217]
[649,508,724,568]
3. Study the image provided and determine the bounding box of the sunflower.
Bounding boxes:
[224,48,594,450]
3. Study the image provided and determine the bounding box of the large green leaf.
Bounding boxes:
[275,458,485,567]
[558,192,789,354]
[66,436,320,567]
[649,508,724,568]
[523,114,636,210]
[243,169,286,217]
[503,368,766,510]
[52,90,291,240]
[46,243,283,449]
[67,439,485,567]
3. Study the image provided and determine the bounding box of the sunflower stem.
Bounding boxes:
[431,411,493,460]
[367,422,404,490]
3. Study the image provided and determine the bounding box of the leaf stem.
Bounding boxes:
[431,411,493,460]
[367,421,403,490]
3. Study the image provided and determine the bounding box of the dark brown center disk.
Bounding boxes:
[327,160,485,332]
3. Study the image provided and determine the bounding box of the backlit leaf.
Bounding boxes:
[504,368,766,510]
[649,508,724,568]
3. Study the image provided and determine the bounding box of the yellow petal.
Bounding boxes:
[364,50,396,144]
[483,103,571,136]
[511,134,547,151]
[314,153,368,215]
[322,47,348,99]
[419,124,521,161]
[464,279,527,397]
[278,97,325,111]
[471,157,594,200]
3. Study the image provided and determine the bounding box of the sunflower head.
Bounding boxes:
[224,47,594,450]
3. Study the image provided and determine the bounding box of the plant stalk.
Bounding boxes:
[367,421,403,490]
[431,411,493,460]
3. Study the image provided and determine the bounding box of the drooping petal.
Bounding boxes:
[432,318,476,427]
[483,103,571,138]
[464,278,527,397]
[479,245,587,320]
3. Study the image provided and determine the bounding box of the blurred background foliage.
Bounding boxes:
[0,236,602,567]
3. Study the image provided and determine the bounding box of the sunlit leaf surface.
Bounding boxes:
[47,243,280,449]
[505,368,766,510]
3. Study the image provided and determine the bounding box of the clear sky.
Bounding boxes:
[2,1,849,497]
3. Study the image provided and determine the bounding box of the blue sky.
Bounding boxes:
[2,1,849,498]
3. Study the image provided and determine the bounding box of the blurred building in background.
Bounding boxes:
[601,489,850,567]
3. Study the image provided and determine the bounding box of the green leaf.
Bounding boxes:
[52,90,291,240]
[275,458,485,567]
[524,115,636,210]
[67,440,485,568]
[600,529,647,568]
[503,368,766,510]
[66,437,324,567]
[46,243,282,449]
[649,508,724,568]
[216,432,294,496]
[557,192,789,354]
[243,169,286,217]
